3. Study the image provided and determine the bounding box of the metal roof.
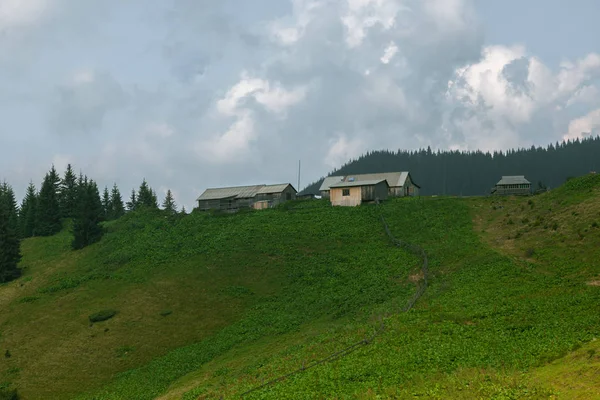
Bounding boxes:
[319,176,344,191]
[320,172,419,190]
[496,176,531,185]
[257,183,297,194]
[329,179,389,188]
[196,185,265,201]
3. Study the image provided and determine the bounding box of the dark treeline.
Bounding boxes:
[0,164,182,283]
[301,136,600,196]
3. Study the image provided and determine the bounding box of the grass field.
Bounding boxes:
[1,174,599,399]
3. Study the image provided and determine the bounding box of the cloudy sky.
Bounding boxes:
[1,0,599,209]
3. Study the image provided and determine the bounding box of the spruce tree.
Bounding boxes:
[110,184,125,220]
[137,179,158,209]
[19,182,38,238]
[36,166,62,236]
[180,205,187,215]
[59,164,78,218]
[72,178,104,250]
[162,189,177,214]
[126,189,137,212]
[0,182,22,282]
[0,182,19,234]
[101,186,111,221]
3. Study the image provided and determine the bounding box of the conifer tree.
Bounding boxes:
[0,182,22,282]
[162,189,177,214]
[59,164,78,218]
[101,186,111,221]
[180,205,187,215]
[0,181,19,234]
[35,166,62,236]
[126,189,137,212]
[71,178,104,250]
[110,184,125,219]
[19,182,38,238]
[137,179,158,209]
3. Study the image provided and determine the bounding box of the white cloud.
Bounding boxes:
[563,108,600,141]
[341,0,407,48]
[325,134,365,168]
[0,0,49,29]
[380,41,398,64]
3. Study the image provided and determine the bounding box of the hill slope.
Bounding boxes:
[1,174,600,399]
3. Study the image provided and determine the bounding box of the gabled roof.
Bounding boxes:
[257,183,297,194]
[319,176,344,191]
[496,176,531,185]
[197,185,265,201]
[329,179,389,188]
[197,183,296,201]
[320,172,419,190]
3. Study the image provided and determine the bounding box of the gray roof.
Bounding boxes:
[320,172,418,191]
[197,183,296,201]
[496,176,531,185]
[329,179,388,188]
[257,183,297,194]
[319,176,344,191]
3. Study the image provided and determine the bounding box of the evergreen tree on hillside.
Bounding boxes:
[180,205,187,215]
[162,189,177,214]
[137,179,158,209]
[59,164,78,218]
[19,182,38,238]
[101,186,111,221]
[71,178,104,250]
[110,184,125,220]
[0,182,22,283]
[36,166,62,236]
[126,189,137,212]
[0,181,19,234]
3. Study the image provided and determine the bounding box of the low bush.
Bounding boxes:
[89,309,117,323]
[0,389,19,400]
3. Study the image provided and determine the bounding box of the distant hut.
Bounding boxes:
[491,176,532,196]
[329,179,389,207]
[196,183,297,212]
[253,184,297,210]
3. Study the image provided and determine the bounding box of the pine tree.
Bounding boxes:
[0,181,19,234]
[71,178,104,250]
[162,189,177,214]
[180,205,187,215]
[126,189,137,212]
[36,166,62,236]
[19,182,38,238]
[101,186,111,221]
[137,179,158,209]
[110,184,125,220]
[59,164,78,218]
[0,182,22,282]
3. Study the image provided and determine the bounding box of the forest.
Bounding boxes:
[0,164,181,284]
[301,136,600,196]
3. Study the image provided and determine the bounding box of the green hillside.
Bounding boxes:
[2,174,600,399]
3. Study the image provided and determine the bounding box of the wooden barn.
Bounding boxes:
[491,176,532,196]
[329,179,389,207]
[252,184,297,210]
[196,183,297,211]
[320,172,420,198]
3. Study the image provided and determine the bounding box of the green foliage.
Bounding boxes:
[35,165,62,236]
[0,389,18,400]
[0,182,22,283]
[161,189,177,214]
[102,186,111,221]
[110,184,125,220]
[159,310,172,317]
[89,310,117,323]
[72,178,104,250]
[18,182,37,238]
[136,179,158,210]
[17,296,40,304]
[59,164,78,219]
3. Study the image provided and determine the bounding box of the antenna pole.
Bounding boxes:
[297,160,301,191]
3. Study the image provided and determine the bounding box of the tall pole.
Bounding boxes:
[297,160,301,191]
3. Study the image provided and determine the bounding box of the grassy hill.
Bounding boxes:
[1,174,600,399]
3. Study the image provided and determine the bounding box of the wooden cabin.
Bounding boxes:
[491,176,532,196]
[319,172,420,198]
[196,183,297,211]
[329,179,389,207]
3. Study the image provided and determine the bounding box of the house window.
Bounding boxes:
[342,189,350,196]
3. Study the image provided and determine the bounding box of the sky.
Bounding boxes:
[1,0,600,210]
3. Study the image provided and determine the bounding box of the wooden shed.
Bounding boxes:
[252,184,297,209]
[319,172,420,198]
[491,176,532,196]
[196,183,297,212]
[329,179,389,207]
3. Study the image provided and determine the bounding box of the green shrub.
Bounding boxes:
[551,222,559,231]
[525,248,535,257]
[159,310,172,317]
[0,389,18,400]
[521,218,529,224]
[592,221,599,228]
[507,218,514,225]
[17,296,40,304]
[89,309,117,323]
